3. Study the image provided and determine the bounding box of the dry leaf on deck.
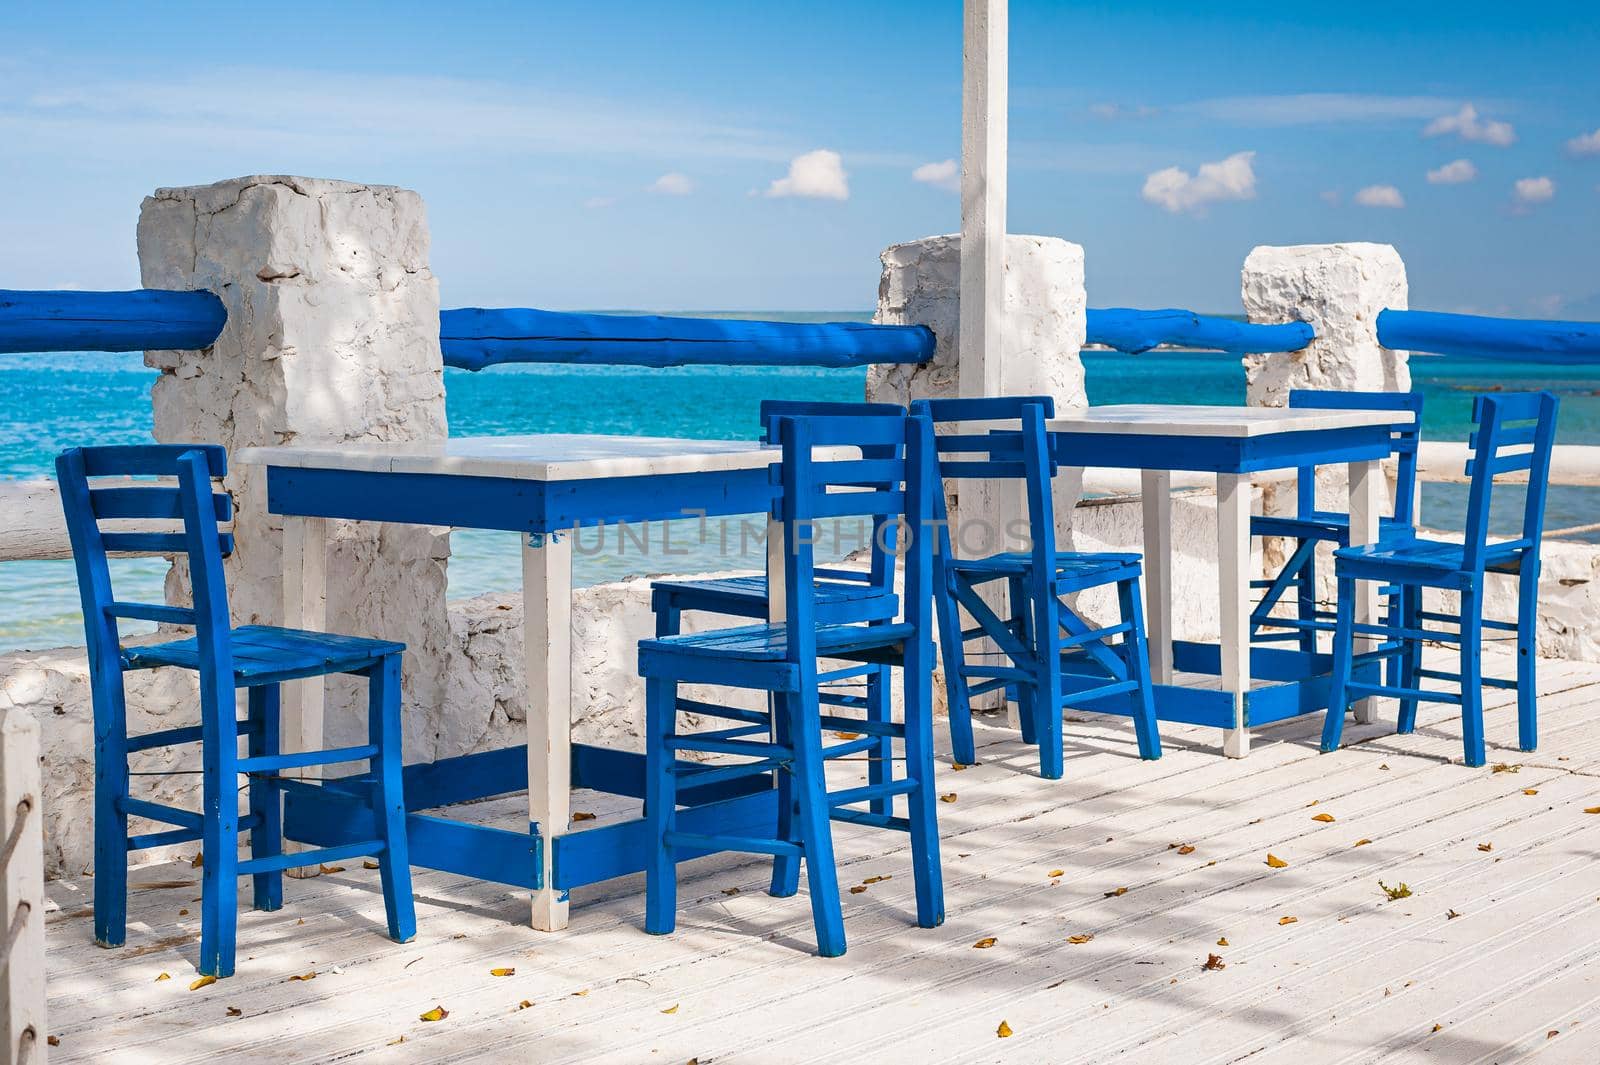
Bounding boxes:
[996,1020,1014,1038]
[940,793,958,803]
[1104,887,1128,898]
[288,972,317,982]
[1067,934,1094,944]
[721,887,740,896]
[572,989,589,997]
[1478,842,1493,852]
[1278,916,1298,926]
[571,812,597,823]
[1177,845,1196,855]
[226,1007,242,1017]
[191,852,204,868]
[1311,813,1336,823]
[849,885,868,895]
[420,1005,449,1022]
[1431,1024,1442,1033]
[1266,854,1288,869]
[490,967,515,977]
[155,973,171,982]
[1202,953,1226,971]
[189,975,216,991]
[951,762,967,772]
[1216,937,1229,946]
[319,864,345,874]
[1380,880,1412,900]
[388,1036,406,1046]
[833,731,861,740]
[1491,763,1520,774]
[1047,869,1065,878]
[1584,807,1600,815]
[1446,909,1462,919]
[1523,789,1539,796]
[863,875,891,885]
[364,860,380,869]
[973,937,997,949]
[517,1000,534,1010]
[1354,839,1373,847]
[662,1004,679,1014]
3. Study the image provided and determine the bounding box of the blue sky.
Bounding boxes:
[2,1,1597,316]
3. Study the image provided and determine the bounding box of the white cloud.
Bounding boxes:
[648,171,694,195]
[1426,159,1478,185]
[1181,93,1460,126]
[911,159,959,192]
[1423,104,1516,147]
[765,149,849,200]
[1354,184,1405,208]
[1567,128,1600,156]
[1089,102,1160,121]
[1513,176,1555,205]
[1141,151,1256,214]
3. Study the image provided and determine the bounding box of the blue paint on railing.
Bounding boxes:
[1085,308,1315,355]
[438,308,933,369]
[0,289,227,353]
[1377,309,1600,364]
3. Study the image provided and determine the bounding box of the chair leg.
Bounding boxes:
[644,676,680,934]
[1034,593,1063,782]
[1010,575,1039,748]
[93,681,130,949]
[901,634,944,930]
[789,690,846,957]
[1516,562,1539,752]
[654,601,681,639]
[865,664,892,817]
[768,688,800,899]
[1297,544,1319,656]
[1320,575,1357,754]
[246,685,283,913]
[1119,577,1162,761]
[1396,586,1422,735]
[368,656,416,944]
[935,575,976,765]
[1460,583,1486,768]
[198,681,239,978]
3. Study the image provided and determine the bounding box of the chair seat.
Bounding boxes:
[641,620,916,664]
[651,574,898,622]
[1253,511,1411,544]
[124,625,405,683]
[1333,537,1529,581]
[947,550,1141,590]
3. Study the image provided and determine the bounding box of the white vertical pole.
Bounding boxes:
[1140,470,1174,683]
[960,0,1007,400]
[1,707,47,1065]
[1218,474,1253,758]
[1348,459,1383,726]
[524,532,573,932]
[280,514,328,878]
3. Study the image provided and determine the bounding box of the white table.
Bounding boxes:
[1047,404,1415,757]
[238,434,797,931]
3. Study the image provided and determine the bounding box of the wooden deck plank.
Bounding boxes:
[39,647,1600,1064]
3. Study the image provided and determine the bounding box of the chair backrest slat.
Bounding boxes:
[1288,389,1424,526]
[1462,391,1559,571]
[57,444,236,678]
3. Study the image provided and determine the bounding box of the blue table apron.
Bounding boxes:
[238,435,789,930]
[1046,404,1412,758]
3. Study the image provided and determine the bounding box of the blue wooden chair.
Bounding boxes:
[1322,391,1559,767]
[638,412,941,956]
[1251,390,1425,654]
[650,400,904,814]
[913,396,1160,781]
[56,444,415,978]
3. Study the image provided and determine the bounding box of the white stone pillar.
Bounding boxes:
[137,176,452,757]
[1241,242,1411,622]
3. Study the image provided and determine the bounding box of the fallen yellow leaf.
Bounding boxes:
[490,967,515,977]
[571,811,597,822]
[1584,806,1600,815]
[973,937,997,949]
[1266,854,1288,869]
[363,860,380,870]
[319,864,345,874]
[420,1005,449,1022]
[388,1036,406,1046]
[1431,1023,1443,1033]
[1523,789,1539,796]
[517,1000,534,1010]
[1312,813,1336,823]
[226,1006,242,1017]
[1216,937,1229,947]
[951,762,967,772]
[848,885,868,895]
[1047,869,1065,878]
[1177,845,1196,855]
[833,731,862,740]
[191,852,204,868]
[862,875,891,885]
[572,989,589,997]
[661,1004,679,1014]
[155,972,171,982]
[1478,842,1493,852]
[721,886,740,896]
[940,793,958,803]
[288,972,317,982]
[1354,839,1373,847]
[997,1020,1014,1038]
[1491,763,1520,774]
[1380,880,1413,900]
[1202,953,1226,971]
[1104,887,1128,898]
[189,975,216,991]
[1067,933,1094,944]
[1278,916,1298,926]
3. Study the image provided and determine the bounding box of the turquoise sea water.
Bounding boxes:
[4,329,1598,651]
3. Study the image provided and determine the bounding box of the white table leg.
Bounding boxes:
[1217,473,1251,758]
[281,515,328,877]
[524,531,573,931]
[766,518,786,624]
[1348,459,1383,725]
[1139,470,1174,684]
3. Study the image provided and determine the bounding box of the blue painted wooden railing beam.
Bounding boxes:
[1084,308,1315,355]
[437,307,934,369]
[1378,309,1600,364]
[0,289,227,353]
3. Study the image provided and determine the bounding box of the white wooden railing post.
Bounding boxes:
[1,707,47,1065]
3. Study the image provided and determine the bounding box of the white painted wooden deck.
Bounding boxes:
[43,646,1600,1064]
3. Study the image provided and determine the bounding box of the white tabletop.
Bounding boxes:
[237,434,785,482]
[1046,404,1414,438]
